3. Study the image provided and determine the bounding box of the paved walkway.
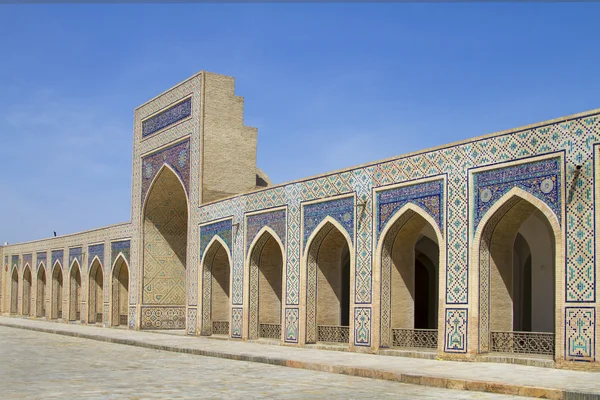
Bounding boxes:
[0,326,531,399]
[0,316,598,399]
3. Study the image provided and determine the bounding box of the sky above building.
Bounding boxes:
[1,3,599,244]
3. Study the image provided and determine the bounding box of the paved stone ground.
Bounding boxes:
[0,326,530,399]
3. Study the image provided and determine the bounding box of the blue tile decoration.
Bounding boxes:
[376,179,443,240]
[199,219,232,262]
[36,252,46,269]
[565,307,595,361]
[246,209,286,252]
[88,243,104,268]
[69,247,83,269]
[354,307,371,346]
[284,308,299,343]
[231,307,243,338]
[445,308,468,353]
[111,240,130,266]
[473,158,561,231]
[303,196,354,251]
[51,250,63,269]
[23,253,32,268]
[11,255,18,268]
[142,98,191,137]
[141,139,190,205]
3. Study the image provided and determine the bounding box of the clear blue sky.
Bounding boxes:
[1,3,599,244]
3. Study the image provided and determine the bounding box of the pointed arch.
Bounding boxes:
[10,266,18,314]
[247,227,286,340]
[142,162,190,214]
[200,235,232,336]
[304,216,354,344]
[68,259,82,321]
[22,265,32,316]
[376,202,444,349]
[51,261,63,319]
[88,257,104,324]
[36,264,47,318]
[303,215,354,260]
[471,186,563,358]
[111,253,130,327]
[142,163,188,329]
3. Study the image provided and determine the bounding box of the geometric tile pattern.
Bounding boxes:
[196,111,600,353]
[68,247,83,270]
[111,241,130,267]
[354,307,371,346]
[376,179,444,239]
[231,307,243,338]
[473,157,561,231]
[246,209,286,252]
[444,308,468,353]
[284,308,299,343]
[142,98,191,138]
[51,250,63,269]
[140,306,185,329]
[303,196,354,251]
[88,244,104,269]
[36,252,46,270]
[23,254,32,269]
[199,220,232,264]
[565,307,595,361]
[141,139,191,205]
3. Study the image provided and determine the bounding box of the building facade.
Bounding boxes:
[1,71,598,370]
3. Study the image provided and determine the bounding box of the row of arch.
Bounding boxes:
[197,187,559,355]
[7,255,130,327]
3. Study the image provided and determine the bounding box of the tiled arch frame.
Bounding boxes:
[470,185,564,359]
[21,263,32,316]
[36,261,47,318]
[374,202,446,350]
[199,235,233,337]
[303,215,355,345]
[67,259,84,322]
[246,226,286,340]
[110,253,130,328]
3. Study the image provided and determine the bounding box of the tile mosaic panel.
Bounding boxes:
[11,255,18,268]
[199,220,232,263]
[111,240,130,266]
[36,252,46,270]
[246,209,286,252]
[284,308,299,343]
[231,307,243,338]
[472,157,561,230]
[51,250,63,269]
[141,306,186,329]
[354,307,371,346]
[444,308,468,353]
[187,308,197,335]
[23,254,32,268]
[68,247,83,270]
[303,196,354,251]
[141,139,190,205]
[565,307,595,361]
[88,244,104,269]
[376,179,444,239]
[142,98,191,137]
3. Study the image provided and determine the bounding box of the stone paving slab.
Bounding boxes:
[1,316,598,399]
